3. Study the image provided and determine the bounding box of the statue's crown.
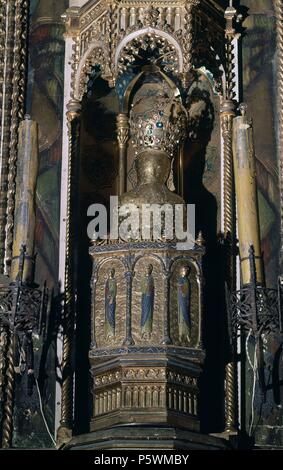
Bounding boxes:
[130,91,187,159]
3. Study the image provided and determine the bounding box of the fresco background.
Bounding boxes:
[242,0,280,287]
[27,0,68,287]
[241,0,283,445]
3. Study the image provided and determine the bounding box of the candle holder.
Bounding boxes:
[227,246,282,394]
[0,245,49,448]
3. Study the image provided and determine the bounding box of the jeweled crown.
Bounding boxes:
[130,91,187,159]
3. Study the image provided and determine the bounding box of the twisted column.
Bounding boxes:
[162,271,172,345]
[221,101,238,436]
[90,271,98,349]
[275,1,283,274]
[57,100,81,446]
[1,332,15,448]
[123,270,134,346]
[182,1,199,86]
[0,327,8,418]
[221,3,238,434]
[117,114,129,196]
[4,0,29,275]
[0,1,16,272]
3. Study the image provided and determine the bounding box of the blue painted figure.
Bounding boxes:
[141,264,154,338]
[105,268,117,339]
[177,266,191,342]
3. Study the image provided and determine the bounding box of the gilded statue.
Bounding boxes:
[120,75,187,207]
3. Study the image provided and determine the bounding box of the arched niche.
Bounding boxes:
[120,67,182,193]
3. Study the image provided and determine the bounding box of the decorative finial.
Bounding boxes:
[196,231,205,246]
[239,103,248,117]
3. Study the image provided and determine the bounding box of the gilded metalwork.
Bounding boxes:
[221,3,239,435]
[227,246,282,395]
[90,356,201,433]
[61,0,238,445]
[90,243,205,351]
[124,270,135,346]
[93,258,127,348]
[0,325,8,430]
[117,33,181,77]
[0,1,29,275]
[120,74,187,207]
[117,113,129,195]
[0,247,48,448]
[63,1,226,101]
[1,332,15,448]
[222,110,237,434]
[0,1,16,272]
[182,1,199,85]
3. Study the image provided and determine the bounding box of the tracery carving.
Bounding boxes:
[63,1,226,100]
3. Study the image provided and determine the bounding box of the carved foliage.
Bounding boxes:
[65,1,225,101]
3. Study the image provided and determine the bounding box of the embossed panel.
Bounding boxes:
[132,255,165,345]
[169,259,199,347]
[94,258,126,347]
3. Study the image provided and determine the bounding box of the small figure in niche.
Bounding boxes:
[105,268,117,339]
[177,266,191,342]
[140,264,155,339]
